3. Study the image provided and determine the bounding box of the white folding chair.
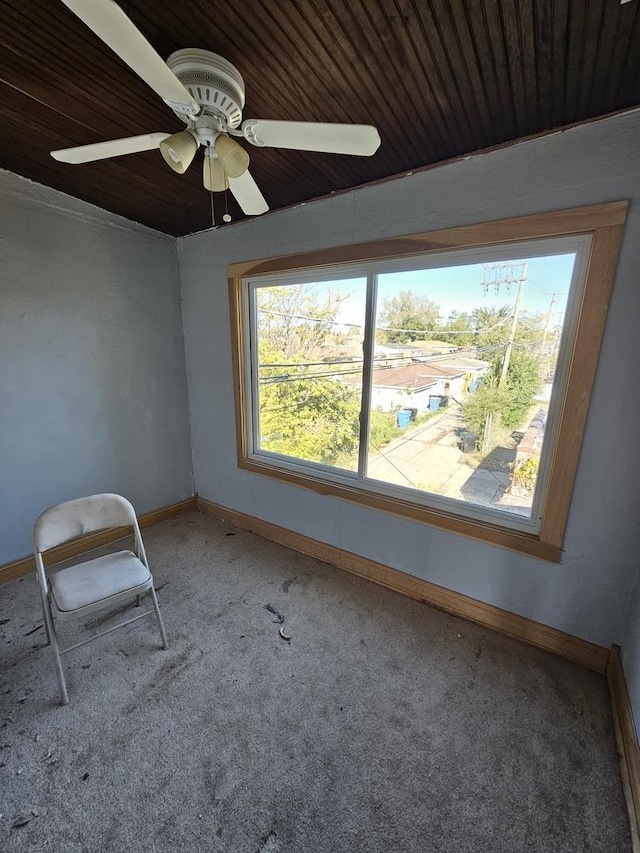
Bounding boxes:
[33,493,168,705]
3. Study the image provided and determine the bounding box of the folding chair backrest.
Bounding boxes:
[34,493,139,554]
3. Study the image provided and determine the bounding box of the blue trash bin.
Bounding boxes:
[396,409,412,429]
[429,396,441,413]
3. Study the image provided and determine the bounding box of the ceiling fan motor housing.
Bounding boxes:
[166,49,246,128]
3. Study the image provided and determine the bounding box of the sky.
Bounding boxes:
[316,252,576,332]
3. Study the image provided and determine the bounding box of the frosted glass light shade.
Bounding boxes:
[203,154,228,192]
[160,131,197,174]
[214,134,250,178]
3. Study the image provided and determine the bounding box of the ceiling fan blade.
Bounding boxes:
[60,0,199,115]
[242,120,381,156]
[51,132,169,163]
[228,171,269,216]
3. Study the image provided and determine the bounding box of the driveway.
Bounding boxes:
[366,406,525,515]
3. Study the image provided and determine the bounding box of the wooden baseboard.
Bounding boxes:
[608,645,640,852]
[0,496,197,586]
[196,495,609,674]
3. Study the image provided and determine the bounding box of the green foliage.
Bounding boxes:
[437,311,475,346]
[254,279,545,468]
[463,348,542,446]
[378,290,440,342]
[462,384,512,437]
[257,284,361,466]
[369,411,402,448]
[257,284,350,360]
[510,456,539,493]
[467,305,512,349]
[375,292,547,352]
[490,349,541,428]
[259,373,361,465]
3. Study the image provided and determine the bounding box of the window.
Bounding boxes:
[229,203,627,561]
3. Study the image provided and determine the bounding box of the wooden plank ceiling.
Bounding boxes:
[1,1,639,236]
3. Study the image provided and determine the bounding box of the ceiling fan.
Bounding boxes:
[50,0,381,218]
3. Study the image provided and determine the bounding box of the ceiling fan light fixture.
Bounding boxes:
[203,151,228,192]
[214,133,250,178]
[160,130,198,174]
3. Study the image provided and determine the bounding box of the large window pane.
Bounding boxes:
[234,206,626,558]
[367,255,575,519]
[253,278,367,472]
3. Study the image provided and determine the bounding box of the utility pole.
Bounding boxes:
[540,292,558,375]
[497,262,528,387]
[478,261,528,454]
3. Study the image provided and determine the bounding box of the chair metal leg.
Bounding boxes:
[42,595,69,705]
[40,597,51,646]
[149,586,168,650]
[135,594,142,607]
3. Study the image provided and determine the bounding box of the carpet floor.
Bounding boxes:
[0,511,631,852]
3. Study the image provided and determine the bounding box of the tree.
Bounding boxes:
[469,305,513,350]
[463,349,542,452]
[256,284,362,465]
[438,311,475,346]
[259,366,361,465]
[377,291,440,342]
[489,348,541,428]
[257,284,350,360]
[463,383,512,447]
[512,310,546,349]
[471,305,512,331]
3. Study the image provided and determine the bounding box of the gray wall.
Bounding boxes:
[622,576,640,734]
[179,110,640,652]
[0,171,193,563]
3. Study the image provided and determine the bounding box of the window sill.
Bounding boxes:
[238,456,562,562]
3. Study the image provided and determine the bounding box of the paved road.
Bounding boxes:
[367,405,529,516]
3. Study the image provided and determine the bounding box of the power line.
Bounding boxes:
[258,307,511,337]
[260,343,506,373]
[259,344,507,385]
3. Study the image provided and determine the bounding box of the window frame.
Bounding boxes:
[229,202,627,562]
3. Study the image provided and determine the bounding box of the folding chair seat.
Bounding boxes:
[33,493,168,704]
[49,551,151,615]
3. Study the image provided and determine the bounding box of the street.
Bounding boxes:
[367,404,530,516]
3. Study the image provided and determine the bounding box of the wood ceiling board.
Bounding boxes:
[340,0,446,156]
[0,0,639,236]
[576,1,607,120]
[0,3,168,130]
[0,83,202,210]
[0,38,184,143]
[618,4,640,107]
[590,1,625,118]
[384,0,460,152]
[531,0,554,131]
[0,99,205,235]
[460,0,509,142]
[412,1,481,153]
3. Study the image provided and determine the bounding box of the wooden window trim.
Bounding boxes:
[228,202,627,563]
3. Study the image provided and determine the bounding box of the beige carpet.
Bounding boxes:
[0,511,631,852]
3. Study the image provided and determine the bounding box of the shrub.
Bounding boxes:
[510,456,539,493]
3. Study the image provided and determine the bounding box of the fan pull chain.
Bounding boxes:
[206,142,215,228]
[223,186,231,223]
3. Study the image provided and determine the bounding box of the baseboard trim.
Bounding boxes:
[196,496,609,674]
[0,496,197,586]
[607,645,640,852]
